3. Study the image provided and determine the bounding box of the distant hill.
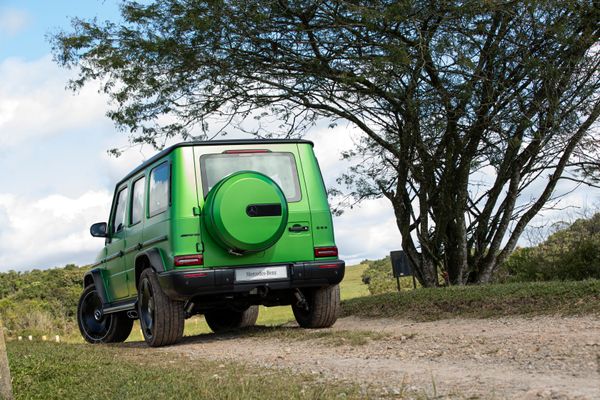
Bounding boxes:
[0,264,90,337]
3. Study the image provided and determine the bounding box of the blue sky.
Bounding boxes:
[0,1,597,272]
[0,1,121,60]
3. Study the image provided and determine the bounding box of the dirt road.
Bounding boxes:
[146,315,600,399]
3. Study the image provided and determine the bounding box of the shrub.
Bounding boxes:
[0,265,88,337]
[361,256,415,294]
[499,213,600,282]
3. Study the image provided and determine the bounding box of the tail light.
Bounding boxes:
[183,272,209,278]
[314,246,338,258]
[174,254,204,266]
[317,264,339,269]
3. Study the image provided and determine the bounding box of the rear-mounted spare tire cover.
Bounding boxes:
[203,171,289,253]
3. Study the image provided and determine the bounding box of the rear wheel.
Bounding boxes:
[205,305,259,333]
[292,285,340,328]
[77,285,133,344]
[138,268,185,347]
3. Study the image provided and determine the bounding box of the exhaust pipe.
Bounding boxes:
[184,301,195,318]
[293,289,309,311]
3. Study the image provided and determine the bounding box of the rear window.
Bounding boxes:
[200,152,301,202]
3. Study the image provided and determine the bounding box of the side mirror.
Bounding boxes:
[90,222,108,238]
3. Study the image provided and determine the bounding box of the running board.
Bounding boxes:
[102,300,136,315]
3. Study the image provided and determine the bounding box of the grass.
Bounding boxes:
[243,326,389,346]
[341,279,600,321]
[340,262,371,300]
[6,341,368,400]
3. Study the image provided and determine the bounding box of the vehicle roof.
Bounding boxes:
[116,139,314,187]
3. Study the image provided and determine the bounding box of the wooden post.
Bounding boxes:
[0,320,13,400]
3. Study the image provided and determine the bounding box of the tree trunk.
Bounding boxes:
[0,320,13,400]
[419,256,439,287]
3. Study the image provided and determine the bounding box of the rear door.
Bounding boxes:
[124,173,146,296]
[196,144,314,267]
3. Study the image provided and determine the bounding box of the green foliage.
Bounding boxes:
[498,214,600,282]
[341,280,600,321]
[0,265,89,337]
[361,256,415,295]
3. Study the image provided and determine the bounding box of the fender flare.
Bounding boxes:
[134,248,167,288]
[83,268,109,305]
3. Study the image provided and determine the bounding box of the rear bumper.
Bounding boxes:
[157,260,345,300]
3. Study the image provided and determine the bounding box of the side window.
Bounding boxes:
[131,176,146,225]
[111,187,128,234]
[148,162,170,217]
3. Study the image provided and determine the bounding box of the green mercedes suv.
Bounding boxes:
[78,139,345,347]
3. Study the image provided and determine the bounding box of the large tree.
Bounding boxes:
[53,0,600,286]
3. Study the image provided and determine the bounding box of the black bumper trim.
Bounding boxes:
[157,260,345,300]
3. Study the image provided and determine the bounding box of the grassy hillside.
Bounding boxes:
[0,265,90,337]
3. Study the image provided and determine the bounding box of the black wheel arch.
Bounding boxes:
[134,248,166,289]
[83,269,109,305]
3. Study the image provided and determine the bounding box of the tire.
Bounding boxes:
[138,268,185,347]
[292,285,340,328]
[77,285,133,344]
[205,305,259,333]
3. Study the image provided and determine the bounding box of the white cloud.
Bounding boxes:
[306,122,360,186]
[304,124,401,264]
[0,55,109,148]
[334,198,402,265]
[0,8,30,36]
[0,190,112,270]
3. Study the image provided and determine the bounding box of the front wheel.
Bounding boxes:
[292,285,340,328]
[77,285,133,344]
[138,268,185,347]
[205,306,259,333]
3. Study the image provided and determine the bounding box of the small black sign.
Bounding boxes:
[390,250,413,277]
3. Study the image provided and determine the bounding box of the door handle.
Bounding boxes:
[289,224,309,232]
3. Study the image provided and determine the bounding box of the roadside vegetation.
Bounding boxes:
[361,213,600,295]
[0,264,88,338]
[342,279,600,321]
[7,341,366,400]
[496,213,600,282]
[360,257,418,295]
